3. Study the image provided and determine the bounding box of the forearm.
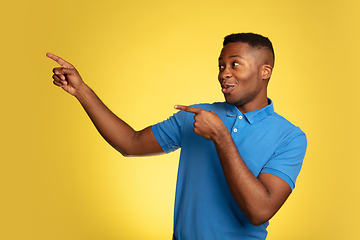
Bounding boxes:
[47,53,163,156]
[173,105,291,225]
[74,84,160,156]
[212,133,278,225]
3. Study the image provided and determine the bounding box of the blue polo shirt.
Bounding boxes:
[152,100,307,240]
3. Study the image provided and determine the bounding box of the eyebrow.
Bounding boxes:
[218,54,244,61]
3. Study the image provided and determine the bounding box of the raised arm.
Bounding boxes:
[47,53,164,156]
[174,105,292,226]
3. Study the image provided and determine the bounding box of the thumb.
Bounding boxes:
[54,67,78,76]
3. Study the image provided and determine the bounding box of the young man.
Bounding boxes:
[48,33,307,240]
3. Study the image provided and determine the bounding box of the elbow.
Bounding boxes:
[248,217,269,226]
[246,209,275,226]
[116,147,134,157]
[120,151,132,157]
[111,144,134,157]
[116,145,144,157]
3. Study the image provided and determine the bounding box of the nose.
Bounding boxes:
[218,67,232,81]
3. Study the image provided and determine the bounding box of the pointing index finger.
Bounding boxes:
[46,52,74,68]
[174,105,202,114]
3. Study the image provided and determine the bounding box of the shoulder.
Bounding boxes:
[270,112,305,134]
[266,112,307,151]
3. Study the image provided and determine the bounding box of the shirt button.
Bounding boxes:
[239,116,243,119]
[233,128,238,133]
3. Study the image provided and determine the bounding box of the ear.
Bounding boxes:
[261,64,273,80]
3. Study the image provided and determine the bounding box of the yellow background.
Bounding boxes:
[1,0,359,239]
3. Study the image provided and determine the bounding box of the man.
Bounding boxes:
[47,33,307,240]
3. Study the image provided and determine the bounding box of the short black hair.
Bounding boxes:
[223,33,275,63]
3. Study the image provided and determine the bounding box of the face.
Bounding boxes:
[218,42,271,112]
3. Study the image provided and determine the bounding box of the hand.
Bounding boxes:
[174,105,228,140]
[46,53,85,96]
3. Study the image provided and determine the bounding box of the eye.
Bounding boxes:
[218,64,225,69]
[232,62,240,67]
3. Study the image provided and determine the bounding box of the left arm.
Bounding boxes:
[174,105,291,226]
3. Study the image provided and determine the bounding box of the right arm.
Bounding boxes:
[47,53,164,156]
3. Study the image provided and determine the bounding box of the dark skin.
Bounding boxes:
[217,42,273,113]
[47,43,291,226]
[46,53,163,156]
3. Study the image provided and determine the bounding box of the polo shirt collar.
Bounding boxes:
[226,98,274,124]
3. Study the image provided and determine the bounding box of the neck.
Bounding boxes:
[236,96,269,113]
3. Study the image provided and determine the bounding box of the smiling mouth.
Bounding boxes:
[222,84,235,94]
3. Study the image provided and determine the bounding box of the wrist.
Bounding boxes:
[211,126,231,143]
[74,83,92,102]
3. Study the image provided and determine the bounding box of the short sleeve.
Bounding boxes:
[152,110,188,154]
[261,127,307,190]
